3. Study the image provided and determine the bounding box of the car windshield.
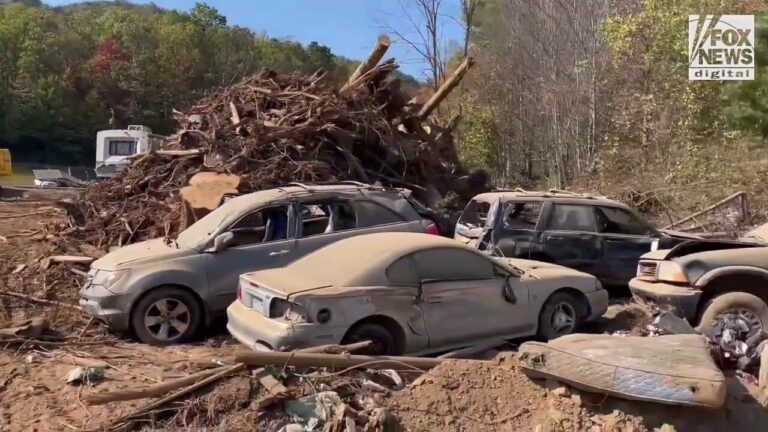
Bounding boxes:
[175,204,233,249]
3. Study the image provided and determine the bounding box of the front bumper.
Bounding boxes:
[79,283,132,331]
[585,289,609,321]
[226,301,346,351]
[629,277,702,320]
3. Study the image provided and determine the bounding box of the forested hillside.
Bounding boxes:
[452,0,768,220]
[0,1,390,165]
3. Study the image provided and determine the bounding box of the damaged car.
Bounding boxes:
[79,182,439,345]
[227,232,608,355]
[630,224,768,337]
[455,190,698,287]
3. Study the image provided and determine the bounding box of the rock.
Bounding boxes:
[571,394,582,407]
[552,386,570,397]
[65,367,105,385]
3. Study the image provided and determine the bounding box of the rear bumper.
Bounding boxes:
[226,302,346,351]
[584,289,609,321]
[629,278,702,320]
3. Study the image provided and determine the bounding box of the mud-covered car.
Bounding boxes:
[79,182,439,345]
[227,232,608,355]
[455,190,698,287]
[630,225,768,335]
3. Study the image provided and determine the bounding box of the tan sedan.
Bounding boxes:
[227,232,608,355]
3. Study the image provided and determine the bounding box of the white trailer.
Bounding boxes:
[95,125,166,179]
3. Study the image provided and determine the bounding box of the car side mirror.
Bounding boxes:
[503,275,517,304]
[209,232,234,253]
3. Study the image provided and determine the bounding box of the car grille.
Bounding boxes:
[637,261,658,279]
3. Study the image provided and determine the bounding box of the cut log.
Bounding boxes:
[340,35,391,94]
[417,57,475,120]
[180,172,241,229]
[234,351,474,371]
[41,255,95,270]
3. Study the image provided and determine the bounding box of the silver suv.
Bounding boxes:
[79,182,438,345]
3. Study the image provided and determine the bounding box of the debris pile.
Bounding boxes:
[3,39,486,310]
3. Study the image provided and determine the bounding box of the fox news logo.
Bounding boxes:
[689,15,754,80]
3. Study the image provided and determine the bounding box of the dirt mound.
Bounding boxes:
[389,354,768,432]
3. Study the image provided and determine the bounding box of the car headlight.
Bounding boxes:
[91,269,129,289]
[656,261,688,283]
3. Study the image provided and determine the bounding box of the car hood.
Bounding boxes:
[505,258,589,279]
[92,238,196,271]
[242,268,333,298]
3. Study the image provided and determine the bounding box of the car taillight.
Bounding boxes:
[424,223,440,235]
[236,282,242,301]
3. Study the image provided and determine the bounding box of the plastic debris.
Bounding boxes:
[65,367,105,385]
[285,391,343,429]
[379,369,404,389]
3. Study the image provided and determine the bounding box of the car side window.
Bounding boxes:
[595,206,649,236]
[228,205,290,247]
[458,199,491,228]
[386,255,418,285]
[298,200,357,238]
[354,200,404,227]
[548,204,596,232]
[412,248,495,281]
[503,202,542,229]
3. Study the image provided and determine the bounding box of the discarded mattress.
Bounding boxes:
[518,333,726,408]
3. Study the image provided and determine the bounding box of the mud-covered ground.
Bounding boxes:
[1,197,767,431]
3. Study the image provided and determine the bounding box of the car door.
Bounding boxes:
[205,204,297,313]
[594,205,655,285]
[454,198,492,246]
[485,200,543,257]
[292,196,418,259]
[411,248,530,348]
[540,204,602,278]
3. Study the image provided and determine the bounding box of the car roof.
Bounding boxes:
[283,232,470,287]
[471,189,627,208]
[222,183,405,212]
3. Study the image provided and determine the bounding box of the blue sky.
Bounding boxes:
[44,0,465,79]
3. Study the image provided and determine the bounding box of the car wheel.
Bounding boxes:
[538,292,582,340]
[696,292,768,336]
[131,287,202,346]
[342,323,397,355]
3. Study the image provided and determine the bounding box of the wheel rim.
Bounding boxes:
[144,298,191,341]
[715,308,763,337]
[550,302,576,336]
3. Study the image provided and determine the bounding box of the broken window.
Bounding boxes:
[548,205,596,232]
[412,248,495,281]
[458,199,491,228]
[503,202,542,229]
[298,200,357,237]
[228,205,290,247]
[595,206,649,236]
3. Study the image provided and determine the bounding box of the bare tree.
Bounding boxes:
[381,0,448,90]
[460,0,479,57]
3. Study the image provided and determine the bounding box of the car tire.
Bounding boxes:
[538,292,582,340]
[695,292,768,335]
[342,323,397,355]
[131,287,203,346]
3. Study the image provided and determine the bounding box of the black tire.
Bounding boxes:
[695,292,768,334]
[131,287,203,346]
[538,292,582,340]
[342,323,397,355]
